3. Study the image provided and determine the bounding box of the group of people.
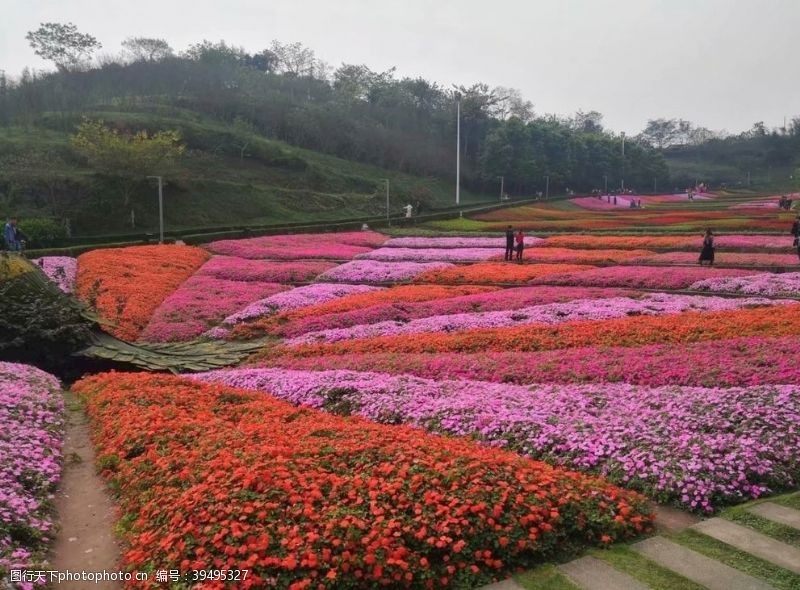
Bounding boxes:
[2,218,26,252]
[700,215,800,266]
[504,226,525,262]
[779,195,794,211]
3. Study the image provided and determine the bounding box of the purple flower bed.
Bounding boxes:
[218,283,383,328]
[195,256,335,283]
[383,236,545,248]
[317,260,454,284]
[268,336,800,388]
[206,231,387,260]
[690,272,800,297]
[0,362,64,584]
[286,294,794,345]
[32,256,77,293]
[356,247,499,262]
[274,286,637,338]
[193,367,800,512]
[139,275,288,342]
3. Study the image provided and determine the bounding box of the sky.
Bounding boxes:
[1,0,797,134]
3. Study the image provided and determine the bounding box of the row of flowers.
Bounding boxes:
[1,362,64,586]
[207,230,387,260]
[542,234,797,251]
[358,247,655,265]
[383,237,529,249]
[256,286,635,339]
[356,247,499,262]
[196,256,335,283]
[32,257,77,293]
[415,263,593,285]
[270,336,800,388]
[529,265,761,290]
[264,303,800,358]
[633,251,800,267]
[319,260,455,284]
[76,245,210,340]
[74,372,652,589]
[286,294,792,346]
[195,368,800,511]
[690,272,800,297]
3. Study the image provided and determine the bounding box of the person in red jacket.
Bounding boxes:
[515,230,525,262]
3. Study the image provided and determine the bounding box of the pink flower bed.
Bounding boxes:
[139,275,287,342]
[269,336,800,388]
[32,256,77,293]
[690,272,800,297]
[194,367,800,511]
[206,230,387,260]
[218,283,383,328]
[385,236,543,248]
[318,260,454,284]
[636,252,800,267]
[356,247,498,262]
[273,286,637,338]
[531,265,764,289]
[570,196,636,209]
[195,256,335,283]
[286,294,792,345]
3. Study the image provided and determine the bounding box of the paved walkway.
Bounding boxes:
[479,502,800,589]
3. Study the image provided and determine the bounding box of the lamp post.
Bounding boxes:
[620,132,626,192]
[146,175,164,244]
[544,175,550,200]
[455,92,461,205]
[381,179,390,224]
[498,176,504,202]
[603,174,608,194]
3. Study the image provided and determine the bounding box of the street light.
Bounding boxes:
[603,174,608,195]
[455,92,461,205]
[381,179,390,224]
[620,132,626,192]
[543,175,550,200]
[146,175,164,244]
[498,176,504,202]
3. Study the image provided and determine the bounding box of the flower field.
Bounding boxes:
[0,363,64,583]
[75,372,652,588]
[22,192,800,587]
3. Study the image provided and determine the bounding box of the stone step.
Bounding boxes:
[633,536,774,590]
[692,518,800,575]
[748,502,800,530]
[558,555,649,590]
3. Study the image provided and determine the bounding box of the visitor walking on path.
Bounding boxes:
[3,218,20,252]
[515,229,525,262]
[504,225,515,261]
[699,228,715,266]
[792,215,800,262]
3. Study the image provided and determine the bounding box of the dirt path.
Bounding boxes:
[50,391,121,589]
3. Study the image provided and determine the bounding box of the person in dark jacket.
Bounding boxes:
[504,225,515,261]
[3,218,20,251]
[699,228,715,266]
[792,215,800,262]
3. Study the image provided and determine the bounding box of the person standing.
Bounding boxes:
[515,229,525,262]
[792,215,800,262]
[699,228,715,266]
[3,218,20,252]
[504,225,515,261]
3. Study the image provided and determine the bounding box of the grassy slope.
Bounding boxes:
[0,107,489,236]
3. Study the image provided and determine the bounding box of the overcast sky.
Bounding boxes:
[1,0,797,134]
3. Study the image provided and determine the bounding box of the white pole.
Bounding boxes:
[604,175,608,194]
[499,176,504,202]
[621,132,625,192]
[157,177,164,244]
[456,95,461,205]
[544,175,549,199]
[385,179,390,223]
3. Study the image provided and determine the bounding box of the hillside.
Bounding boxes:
[0,107,489,238]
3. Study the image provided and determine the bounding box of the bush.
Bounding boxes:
[18,217,67,248]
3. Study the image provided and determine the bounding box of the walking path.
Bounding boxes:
[50,392,121,589]
[479,501,800,589]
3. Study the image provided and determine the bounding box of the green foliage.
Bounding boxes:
[71,119,185,205]
[18,217,67,247]
[25,22,101,71]
[0,254,94,375]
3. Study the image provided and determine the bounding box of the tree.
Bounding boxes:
[25,22,101,71]
[639,118,680,149]
[71,120,184,207]
[490,87,534,122]
[270,40,317,77]
[571,110,604,134]
[121,37,173,62]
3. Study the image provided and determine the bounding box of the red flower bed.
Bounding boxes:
[76,245,210,340]
[415,263,593,285]
[74,373,651,589]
